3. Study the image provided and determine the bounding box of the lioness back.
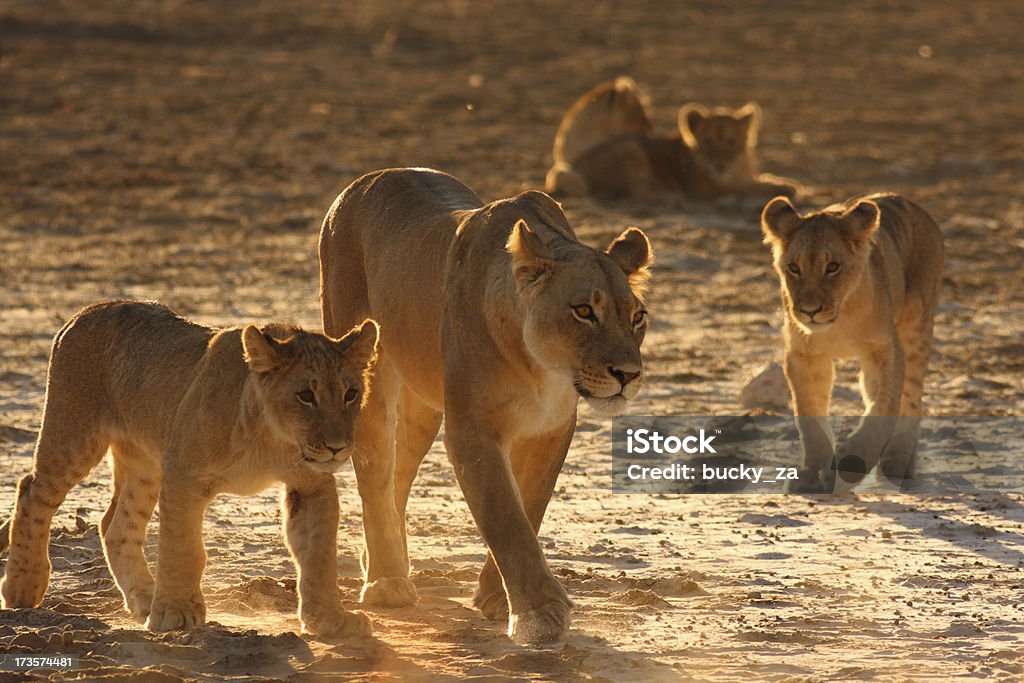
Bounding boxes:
[552,76,652,166]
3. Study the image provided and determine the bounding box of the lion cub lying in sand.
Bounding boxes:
[545,77,800,200]
[761,194,944,492]
[1,301,377,639]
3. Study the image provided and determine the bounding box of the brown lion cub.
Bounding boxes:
[545,77,800,200]
[761,194,944,492]
[1,301,378,639]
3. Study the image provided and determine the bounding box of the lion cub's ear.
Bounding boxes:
[678,103,709,147]
[606,227,653,288]
[336,319,380,370]
[507,219,555,290]
[761,196,803,244]
[242,325,283,374]
[737,102,761,144]
[840,200,881,243]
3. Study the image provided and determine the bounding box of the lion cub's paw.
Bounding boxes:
[124,589,154,622]
[0,571,48,609]
[145,596,206,632]
[360,576,418,607]
[303,608,372,640]
[473,589,509,621]
[508,601,572,646]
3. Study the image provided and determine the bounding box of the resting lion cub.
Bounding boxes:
[1,301,377,639]
[761,195,944,492]
[320,168,652,644]
[545,77,799,200]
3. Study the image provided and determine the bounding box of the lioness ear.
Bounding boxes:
[841,200,881,243]
[678,103,708,147]
[507,219,555,290]
[242,325,282,374]
[606,227,653,289]
[737,102,761,144]
[336,319,379,370]
[761,196,802,244]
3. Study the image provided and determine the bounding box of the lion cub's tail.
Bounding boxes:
[545,162,589,197]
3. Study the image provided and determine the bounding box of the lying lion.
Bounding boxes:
[1,301,377,639]
[319,167,653,644]
[546,77,800,201]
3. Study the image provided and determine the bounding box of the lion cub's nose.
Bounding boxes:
[609,366,641,388]
[800,304,823,318]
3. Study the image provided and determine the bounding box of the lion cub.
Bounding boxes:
[545,77,800,200]
[1,301,377,639]
[761,194,944,492]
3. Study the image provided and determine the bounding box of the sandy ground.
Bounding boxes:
[2,0,1024,680]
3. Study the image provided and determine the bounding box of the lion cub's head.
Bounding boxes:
[761,196,881,334]
[242,320,379,472]
[508,220,653,415]
[679,102,761,184]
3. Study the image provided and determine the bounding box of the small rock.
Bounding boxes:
[739,361,789,411]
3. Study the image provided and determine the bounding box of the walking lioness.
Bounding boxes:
[1,301,377,639]
[319,168,652,644]
[761,194,944,492]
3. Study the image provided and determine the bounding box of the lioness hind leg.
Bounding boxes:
[474,420,575,628]
[102,442,160,622]
[1,424,108,609]
[393,387,443,548]
[352,361,418,607]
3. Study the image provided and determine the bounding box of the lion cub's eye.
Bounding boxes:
[344,388,359,404]
[825,261,841,275]
[297,389,316,406]
[787,263,801,276]
[571,304,597,323]
[632,310,648,328]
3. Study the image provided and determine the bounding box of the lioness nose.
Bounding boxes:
[800,304,823,318]
[609,366,641,387]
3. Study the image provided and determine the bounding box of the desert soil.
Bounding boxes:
[1,1,1023,681]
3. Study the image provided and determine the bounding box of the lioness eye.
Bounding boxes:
[571,304,596,322]
[344,388,359,404]
[825,261,841,274]
[787,263,801,276]
[297,389,316,406]
[632,310,647,327]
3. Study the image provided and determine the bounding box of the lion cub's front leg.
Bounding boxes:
[283,476,371,639]
[145,478,211,632]
[784,351,836,492]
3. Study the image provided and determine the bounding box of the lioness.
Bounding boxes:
[1,301,377,639]
[545,77,800,201]
[319,168,652,644]
[760,194,944,492]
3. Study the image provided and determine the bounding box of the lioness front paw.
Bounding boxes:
[145,596,206,632]
[360,576,418,607]
[0,570,48,609]
[508,601,572,646]
[302,608,372,640]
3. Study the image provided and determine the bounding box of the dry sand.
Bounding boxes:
[1,1,1023,680]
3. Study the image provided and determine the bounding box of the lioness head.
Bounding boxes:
[507,220,652,415]
[679,102,760,182]
[761,195,881,334]
[242,320,379,472]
